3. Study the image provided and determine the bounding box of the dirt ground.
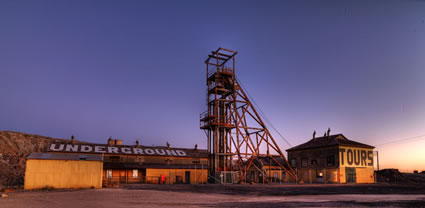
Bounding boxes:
[2,183,425,207]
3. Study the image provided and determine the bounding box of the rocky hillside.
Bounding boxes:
[0,131,73,187]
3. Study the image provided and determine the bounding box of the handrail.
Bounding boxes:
[208,174,223,184]
[326,174,337,184]
[208,66,234,78]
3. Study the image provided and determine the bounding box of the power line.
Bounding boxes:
[236,77,292,147]
[374,134,425,147]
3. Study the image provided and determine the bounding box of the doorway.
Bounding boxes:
[345,167,356,183]
[185,171,191,184]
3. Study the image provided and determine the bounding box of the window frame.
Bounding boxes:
[106,169,112,178]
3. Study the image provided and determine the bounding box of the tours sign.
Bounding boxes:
[49,143,188,157]
[339,147,373,167]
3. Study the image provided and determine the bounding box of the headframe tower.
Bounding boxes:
[200,48,296,182]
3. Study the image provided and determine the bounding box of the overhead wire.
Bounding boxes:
[235,76,292,147]
[374,134,425,147]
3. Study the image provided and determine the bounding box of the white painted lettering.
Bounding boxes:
[108,146,119,153]
[94,146,106,153]
[166,149,177,156]
[176,150,187,156]
[80,145,92,152]
[121,147,132,154]
[65,144,79,152]
[133,148,144,154]
[49,144,64,151]
[155,149,166,155]
[145,149,155,155]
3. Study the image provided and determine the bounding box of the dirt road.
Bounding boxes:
[2,184,425,207]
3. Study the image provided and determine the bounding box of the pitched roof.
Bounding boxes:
[286,134,374,152]
[251,156,290,168]
[48,143,208,158]
[27,152,103,161]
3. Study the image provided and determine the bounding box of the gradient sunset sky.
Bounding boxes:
[1,0,424,172]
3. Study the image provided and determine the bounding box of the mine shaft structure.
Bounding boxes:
[200,48,297,182]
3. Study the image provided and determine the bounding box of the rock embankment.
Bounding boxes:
[0,131,71,187]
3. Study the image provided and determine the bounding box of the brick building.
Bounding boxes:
[45,139,208,186]
[286,133,375,184]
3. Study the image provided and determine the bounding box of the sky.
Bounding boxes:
[1,0,424,172]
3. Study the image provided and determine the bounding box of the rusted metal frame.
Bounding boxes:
[237,153,273,156]
[240,131,267,180]
[212,51,232,58]
[232,106,257,154]
[237,85,297,179]
[256,133,259,156]
[213,51,220,173]
[266,131,270,155]
[205,48,222,63]
[266,132,297,179]
[242,112,252,156]
[233,89,264,128]
[233,129,265,155]
[241,153,256,181]
[205,62,220,66]
[231,82,242,176]
[249,129,265,134]
[229,134,245,172]
[234,105,248,130]
[245,110,262,128]
[234,121,256,155]
[208,54,227,61]
[225,103,232,170]
[234,123,253,152]
[219,47,237,54]
[269,156,296,179]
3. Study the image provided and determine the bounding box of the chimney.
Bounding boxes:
[327,128,331,137]
[115,139,123,145]
[107,137,113,145]
[194,144,198,151]
[312,130,316,139]
[135,140,139,147]
[166,142,170,150]
[71,135,75,144]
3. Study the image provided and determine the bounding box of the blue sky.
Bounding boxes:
[1,0,424,171]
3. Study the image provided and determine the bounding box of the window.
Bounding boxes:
[106,169,112,178]
[281,172,286,179]
[316,170,323,178]
[327,155,335,166]
[301,158,308,167]
[132,169,138,179]
[192,159,200,164]
[311,160,317,165]
[290,159,296,167]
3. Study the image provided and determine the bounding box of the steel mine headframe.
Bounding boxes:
[200,48,297,183]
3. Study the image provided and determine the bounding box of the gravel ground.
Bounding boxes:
[1,184,425,207]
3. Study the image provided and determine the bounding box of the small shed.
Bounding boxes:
[24,153,103,189]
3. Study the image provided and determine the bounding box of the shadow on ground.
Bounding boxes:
[198,200,425,207]
[125,183,425,196]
